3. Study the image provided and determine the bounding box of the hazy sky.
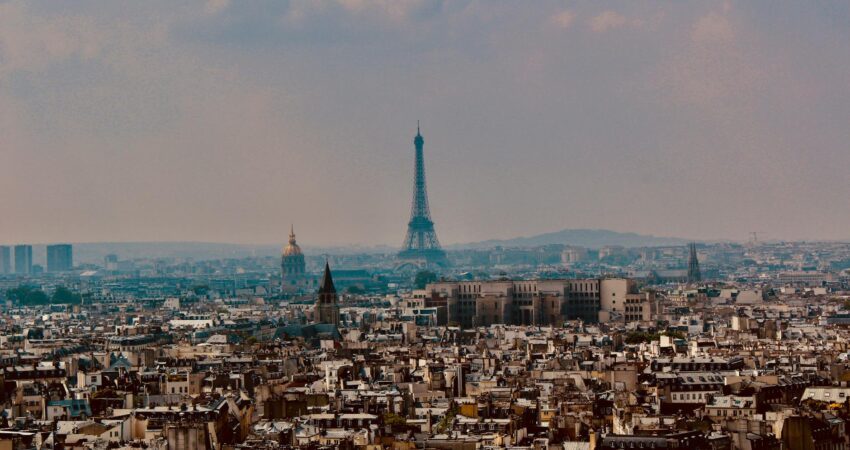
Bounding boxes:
[2,0,849,246]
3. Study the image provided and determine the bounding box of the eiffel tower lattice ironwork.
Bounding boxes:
[398,123,448,265]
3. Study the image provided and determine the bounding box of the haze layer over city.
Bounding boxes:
[2,2,850,450]
[3,1,850,246]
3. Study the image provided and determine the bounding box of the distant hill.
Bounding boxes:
[450,228,689,250]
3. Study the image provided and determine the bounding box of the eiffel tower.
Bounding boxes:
[398,123,448,266]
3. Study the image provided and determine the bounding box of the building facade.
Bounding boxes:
[46,244,73,272]
[424,278,651,328]
[14,245,32,275]
[0,246,10,274]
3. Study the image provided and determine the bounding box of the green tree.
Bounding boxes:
[624,329,686,345]
[346,285,365,295]
[51,286,82,305]
[435,404,458,433]
[624,331,658,344]
[383,412,407,429]
[191,285,210,296]
[414,270,438,289]
[6,286,50,306]
[664,330,686,340]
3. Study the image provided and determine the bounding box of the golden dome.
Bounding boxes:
[282,225,303,257]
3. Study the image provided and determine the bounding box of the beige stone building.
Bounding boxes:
[424,277,650,327]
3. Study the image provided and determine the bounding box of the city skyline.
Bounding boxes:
[1,3,848,447]
[2,1,850,245]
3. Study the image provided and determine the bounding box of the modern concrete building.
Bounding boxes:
[560,246,589,265]
[104,254,119,271]
[0,246,11,274]
[46,244,73,272]
[598,278,654,323]
[13,245,32,275]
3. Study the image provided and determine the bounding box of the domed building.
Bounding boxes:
[281,225,307,291]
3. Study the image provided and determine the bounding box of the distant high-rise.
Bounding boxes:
[315,262,340,326]
[104,254,119,271]
[14,245,32,275]
[398,123,448,266]
[687,243,701,283]
[0,246,11,274]
[47,244,74,272]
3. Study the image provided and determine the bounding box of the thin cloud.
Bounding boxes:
[588,10,650,33]
[590,10,627,32]
[0,2,103,75]
[550,10,576,29]
[204,0,230,15]
[691,12,734,44]
[657,8,760,108]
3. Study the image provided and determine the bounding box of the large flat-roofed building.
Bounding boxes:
[777,271,832,286]
[599,431,710,450]
[46,244,73,272]
[424,277,649,327]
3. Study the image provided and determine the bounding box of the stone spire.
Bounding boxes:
[319,261,336,295]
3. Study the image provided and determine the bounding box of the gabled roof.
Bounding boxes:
[108,353,133,370]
